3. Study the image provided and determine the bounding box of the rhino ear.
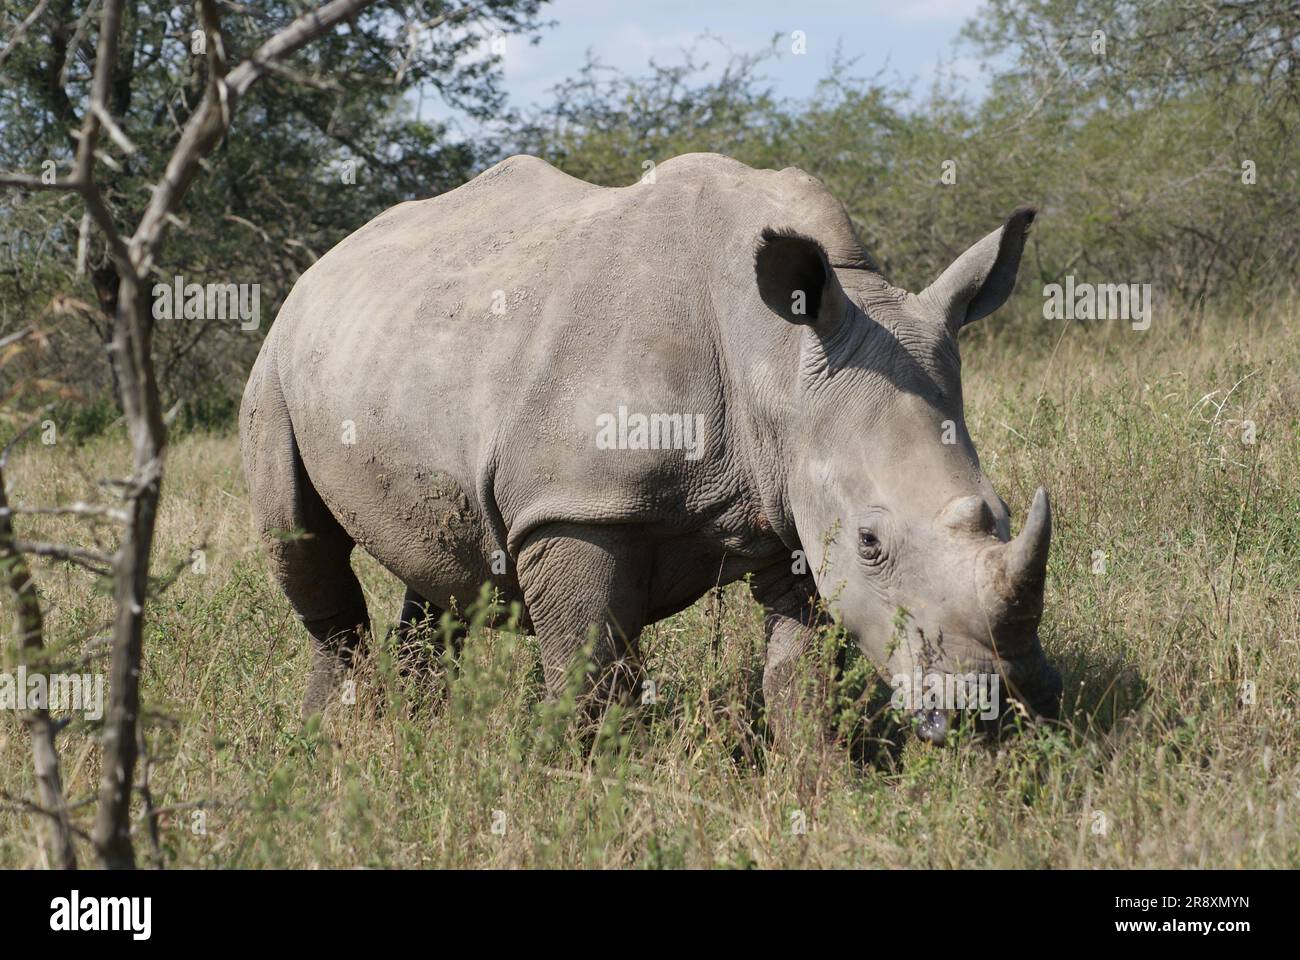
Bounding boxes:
[754,228,852,334]
[921,206,1036,333]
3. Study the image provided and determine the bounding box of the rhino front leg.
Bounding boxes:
[749,563,838,746]
[516,522,649,718]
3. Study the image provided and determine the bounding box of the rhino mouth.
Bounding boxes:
[904,645,1063,746]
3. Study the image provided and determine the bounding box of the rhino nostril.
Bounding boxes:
[913,709,950,746]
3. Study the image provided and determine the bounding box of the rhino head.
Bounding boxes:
[754,208,1062,744]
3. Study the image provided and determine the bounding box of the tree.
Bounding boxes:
[0,0,548,408]
[961,0,1300,305]
[0,0,544,870]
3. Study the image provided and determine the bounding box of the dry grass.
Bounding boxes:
[2,300,1298,868]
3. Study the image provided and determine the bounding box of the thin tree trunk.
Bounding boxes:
[2,0,390,870]
[91,262,125,411]
[91,276,165,869]
[0,437,78,870]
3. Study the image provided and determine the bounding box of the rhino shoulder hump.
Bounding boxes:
[469,153,591,193]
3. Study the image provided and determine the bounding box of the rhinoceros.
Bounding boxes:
[240,152,1062,742]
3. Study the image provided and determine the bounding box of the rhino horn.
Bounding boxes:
[982,486,1051,626]
[1007,486,1051,602]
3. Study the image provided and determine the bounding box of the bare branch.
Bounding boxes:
[75,211,91,276]
[59,0,104,87]
[13,540,116,577]
[67,0,132,275]
[0,453,78,868]
[0,173,83,192]
[130,0,378,274]
[7,502,131,524]
[225,0,379,97]
[0,0,53,74]
[0,791,93,844]
[0,327,35,353]
[90,102,138,156]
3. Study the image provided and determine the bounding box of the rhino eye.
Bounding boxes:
[858,529,883,563]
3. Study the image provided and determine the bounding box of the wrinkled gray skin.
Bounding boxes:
[240,153,1062,743]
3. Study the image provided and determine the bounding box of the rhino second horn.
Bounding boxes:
[941,494,995,534]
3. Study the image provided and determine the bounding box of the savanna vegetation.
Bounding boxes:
[2,299,1295,868]
[1,0,1297,868]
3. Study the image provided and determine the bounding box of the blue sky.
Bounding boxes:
[495,0,994,111]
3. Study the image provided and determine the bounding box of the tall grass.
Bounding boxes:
[2,300,1297,868]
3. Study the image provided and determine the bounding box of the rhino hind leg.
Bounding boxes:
[516,522,649,720]
[301,592,370,717]
[277,492,369,719]
[242,354,369,718]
